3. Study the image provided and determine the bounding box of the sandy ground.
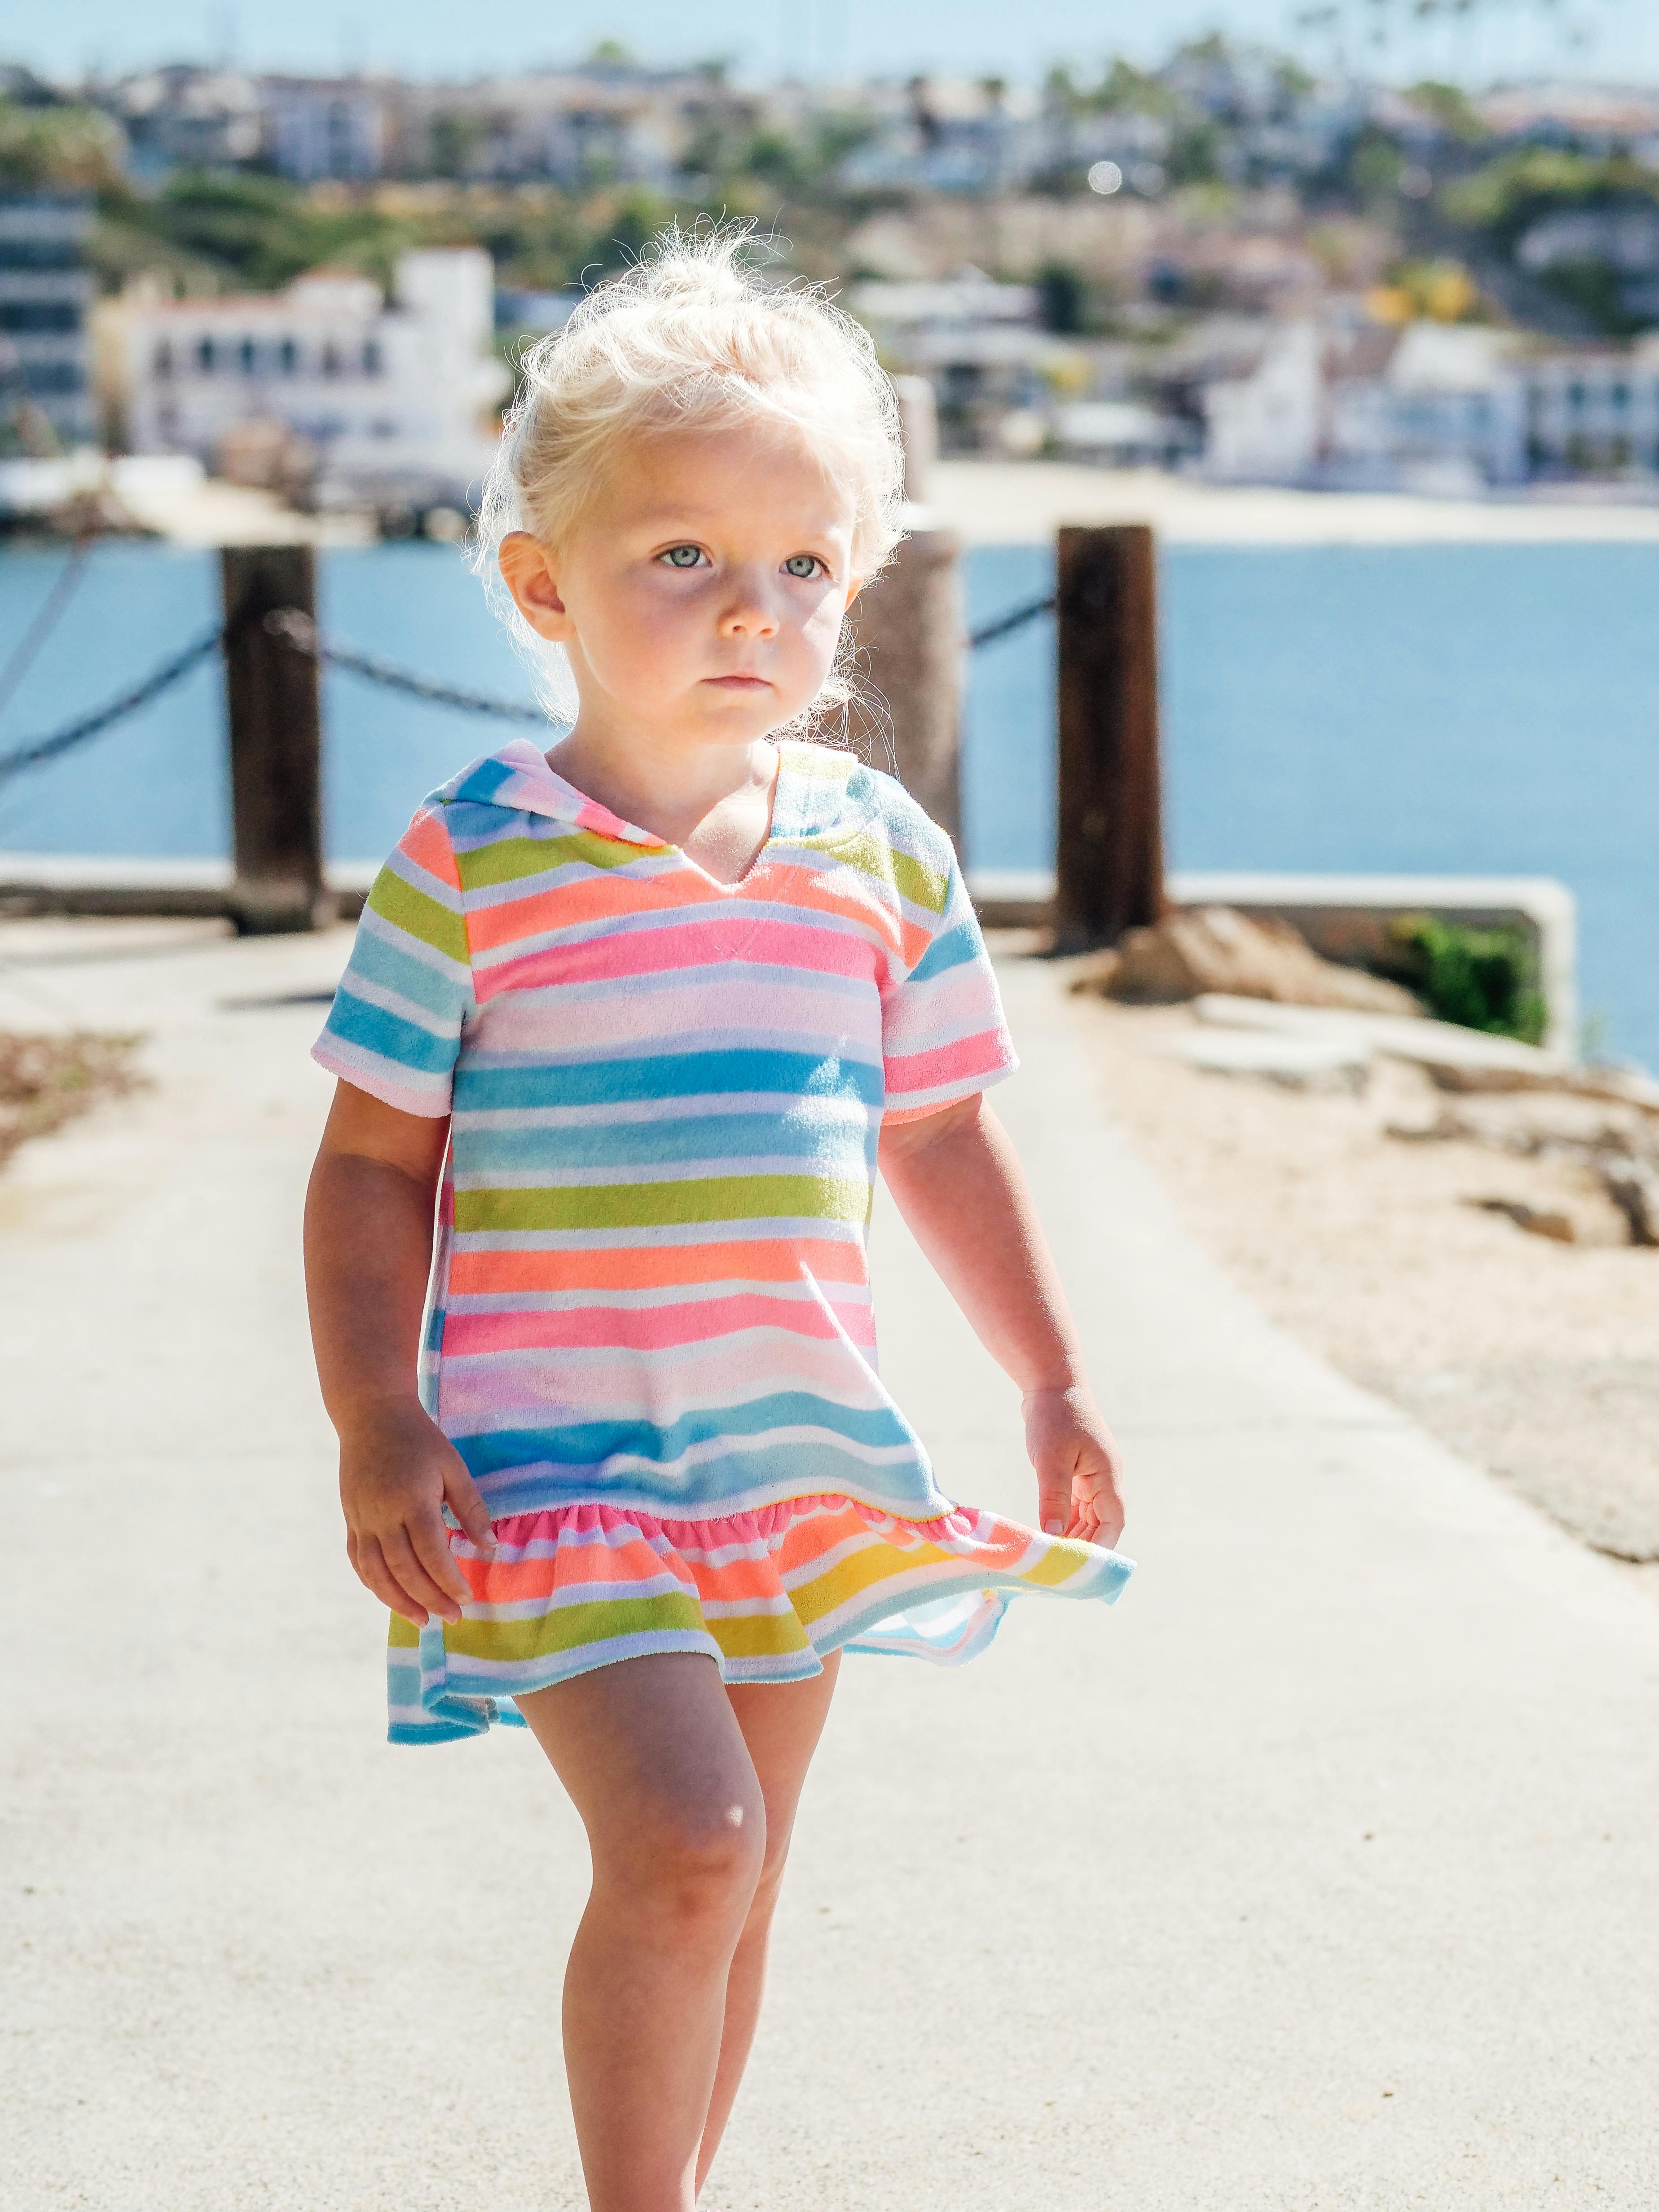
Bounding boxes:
[1059,978,1659,1569]
[929,458,1659,544]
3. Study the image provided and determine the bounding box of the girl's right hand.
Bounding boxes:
[338,1401,498,1628]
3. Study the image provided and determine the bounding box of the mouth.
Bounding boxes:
[703,674,773,691]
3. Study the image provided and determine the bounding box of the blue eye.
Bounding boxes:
[662,545,704,568]
[783,554,822,579]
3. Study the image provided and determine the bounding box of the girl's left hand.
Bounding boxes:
[1022,1384,1127,1549]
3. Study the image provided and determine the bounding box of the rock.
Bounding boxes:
[1164,1028,1372,1093]
[1386,1110,1477,1144]
[1466,1197,1577,1244]
[1601,1158,1659,1248]
[1191,993,1584,1092]
[1071,908,1421,1015]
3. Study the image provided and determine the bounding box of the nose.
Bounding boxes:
[718,568,780,639]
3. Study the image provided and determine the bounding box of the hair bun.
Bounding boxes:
[631,233,755,308]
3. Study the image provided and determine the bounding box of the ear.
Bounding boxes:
[498,531,571,640]
[844,575,865,610]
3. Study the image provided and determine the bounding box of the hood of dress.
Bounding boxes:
[435,740,668,846]
[432,737,867,848]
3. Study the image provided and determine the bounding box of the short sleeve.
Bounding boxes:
[312,806,474,1118]
[880,844,1018,1124]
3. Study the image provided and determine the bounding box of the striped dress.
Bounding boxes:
[314,737,1131,1743]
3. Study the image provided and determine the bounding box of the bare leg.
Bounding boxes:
[696,1652,841,2196]
[515,1654,767,2212]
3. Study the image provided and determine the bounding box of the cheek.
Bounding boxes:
[587,583,703,685]
[800,595,849,665]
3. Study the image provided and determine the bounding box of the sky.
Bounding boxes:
[7,0,1656,91]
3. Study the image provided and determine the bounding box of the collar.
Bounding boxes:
[435,738,862,846]
[437,740,665,845]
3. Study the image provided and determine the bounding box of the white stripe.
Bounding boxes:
[453,1092,873,1130]
[451,1157,867,1192]
[451,1217,867,1251]
[448,1279,873,1314]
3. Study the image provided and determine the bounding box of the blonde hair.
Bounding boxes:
[473,224,907,732]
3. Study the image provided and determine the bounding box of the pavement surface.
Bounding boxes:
[3,917,1657,2212]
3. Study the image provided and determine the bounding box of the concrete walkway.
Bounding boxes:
[3,920,1656,2212]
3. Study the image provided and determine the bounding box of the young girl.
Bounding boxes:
[304,230,1131,2212]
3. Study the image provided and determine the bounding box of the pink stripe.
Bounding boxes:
[885,1031,1013,1093]
[444,1293,870,1357]
[475,913,877,1003]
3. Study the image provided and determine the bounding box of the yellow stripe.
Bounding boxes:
[786,1532,953,1625]
[445,1591,706,1663]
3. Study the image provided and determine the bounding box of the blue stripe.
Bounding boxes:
[323,987,460,1075]
[472,1440,932,1518]
[343,921,469,1022]
[456,1108,875,1176]
[453,1048,883,1112]
[907,912,979,983]
[452,1391,919,1479]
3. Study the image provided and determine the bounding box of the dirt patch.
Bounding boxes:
[1069,991,1659,1563]
[0,1032,145,1171]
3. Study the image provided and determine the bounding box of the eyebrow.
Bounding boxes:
[630,504,851,535]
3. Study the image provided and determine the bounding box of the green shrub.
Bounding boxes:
[1391,915,1546,1044]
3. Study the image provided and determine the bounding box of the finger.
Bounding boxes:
[1083,1492,1125,1548]
[382,1525,465,1626]
[442,1461,498,1553]
[1035,1468,1073,1539]
[358,1533,429,1627]
[407,1508,473,1611]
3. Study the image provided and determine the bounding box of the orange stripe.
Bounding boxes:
[448,1238,868,1294]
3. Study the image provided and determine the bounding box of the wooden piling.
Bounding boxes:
[1054,523,1166,948]
[853,526,963,847]
[220,544,326,934]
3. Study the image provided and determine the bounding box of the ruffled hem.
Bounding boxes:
[386,1492,1133,1745]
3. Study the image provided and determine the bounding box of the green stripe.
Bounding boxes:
[817,827,949,917]
[449,1591,707,1662]
[369,864,469,963]
[459,830,645,889]
[455,1172,871,1233]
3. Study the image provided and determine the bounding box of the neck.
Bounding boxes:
[546,713,779,846]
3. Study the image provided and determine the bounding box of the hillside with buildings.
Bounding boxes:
[4,39,1659,519]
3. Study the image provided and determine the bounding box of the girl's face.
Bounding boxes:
[500,420,861,754]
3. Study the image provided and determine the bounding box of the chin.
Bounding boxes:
[691,702,789,742]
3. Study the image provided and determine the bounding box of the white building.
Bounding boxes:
[1515,202,1659,327]
[1203,318,1528,491]
[121,249,508,497]
[109,67,266,179]
[1524,342,1659,473]
[1203,322,1325,483]
[1332,324,1528,492]
[849,272,1059,448]
[264,76,394,182]
[0,195,95,448]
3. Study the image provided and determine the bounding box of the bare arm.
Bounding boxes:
[304,1079,496,1626]
[878,1092,1126,1547]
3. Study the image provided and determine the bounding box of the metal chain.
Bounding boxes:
[967,593,1056,651]
[0,621,226,791]
[264,608,548,723]
[0,589,1057,794]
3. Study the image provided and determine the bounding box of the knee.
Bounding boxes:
[608,1783,767,1940]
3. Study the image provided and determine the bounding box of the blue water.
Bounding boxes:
[2,538,1657,1071]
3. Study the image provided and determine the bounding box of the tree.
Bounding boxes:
[0,100,125,192]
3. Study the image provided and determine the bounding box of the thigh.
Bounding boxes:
[516,1653,763,1862]
[724,1652,841,1863]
